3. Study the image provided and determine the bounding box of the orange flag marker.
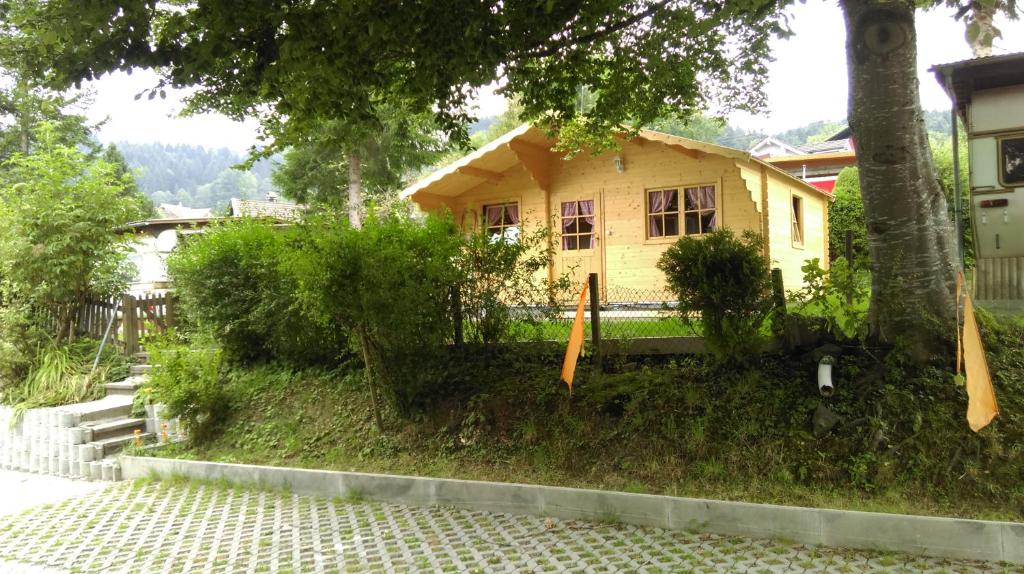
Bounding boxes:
[560,278,589,394]
[962,295,999,432]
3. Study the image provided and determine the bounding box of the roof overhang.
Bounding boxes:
[401,124,834,203]
[932,52,1024,124]
[764,150,858,168]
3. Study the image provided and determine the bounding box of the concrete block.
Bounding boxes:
[433,478,537,516]
[89,461,102,481]
[111,465,122,482]
[78,445,95,462]
[59,458,69,476]
[819,509,1003,562]
[78,461,90,478]
[703,500,823,546]
[541,487,669,529]
[101,462,113,481]
[1001,522,1024,563]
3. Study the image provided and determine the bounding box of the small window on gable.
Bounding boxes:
[483,202,520,242]
[792,195,804,246]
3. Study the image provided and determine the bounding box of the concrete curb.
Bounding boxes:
[121,455,1023,565]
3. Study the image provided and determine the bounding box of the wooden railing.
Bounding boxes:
[77,292,178,356]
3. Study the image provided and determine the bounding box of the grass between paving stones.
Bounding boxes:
[144,314,1024,524]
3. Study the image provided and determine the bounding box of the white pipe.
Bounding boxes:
[818,355,835,397]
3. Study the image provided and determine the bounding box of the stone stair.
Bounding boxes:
[0,352,171,482]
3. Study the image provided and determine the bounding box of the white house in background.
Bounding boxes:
[122,192,306,293]
[749,131,858,195]
[748,136,803,158]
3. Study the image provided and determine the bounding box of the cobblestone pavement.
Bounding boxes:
[0,479,1018,574]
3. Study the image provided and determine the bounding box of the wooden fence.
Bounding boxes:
[77,292,177,356]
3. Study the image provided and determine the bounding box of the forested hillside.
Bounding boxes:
[116,142,278,210]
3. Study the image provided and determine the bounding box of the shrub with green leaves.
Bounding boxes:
[795,256,870,342]
[147,335,229,444]
[457,221,568,345]
[828,167,867,262]
[0,123,143,341]
[287,212,463,423]
[657,229,773,361]
[167,218,344,366]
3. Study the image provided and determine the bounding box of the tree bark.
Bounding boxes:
[347,152,363,229]
[840,0,957,358]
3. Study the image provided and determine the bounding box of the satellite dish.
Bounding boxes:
[155,229,178,253]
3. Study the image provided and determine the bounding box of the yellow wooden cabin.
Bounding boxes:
[400,124,832,300]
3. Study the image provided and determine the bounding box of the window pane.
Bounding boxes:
[1002,137,1024,185]
[502,208,516,225]
[578,218,594,233]
[565,219,578,234]
[684,188,699,211]
[700,210,716,232]
[665,189,679,212]
[564,236,578,250]
[648,190,662,213]
[664,213,679,236]
[684,212,700,235]
[487,226,502,236]
[649,214,663,237]
[700,186,716,209]
[579,235,593,249]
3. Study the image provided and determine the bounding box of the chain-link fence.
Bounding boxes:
[500,282,695,343]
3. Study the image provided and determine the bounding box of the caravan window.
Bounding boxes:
[1001,135,1024,186]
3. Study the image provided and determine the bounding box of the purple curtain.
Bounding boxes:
[486,205,503,227]
[506,204,520,225]
[700,186,716,231]
[699,186,715,209]
[685,187,700,212]
[648,191,665,237]
[561,202,577,249]
[579,200,594,248]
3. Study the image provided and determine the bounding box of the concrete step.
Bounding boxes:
[133,351,150,363]
[59,395,133,423]
[89,431,154,457]
[104,380,143,397]
[83,417,145,442]
[129,364,152,376]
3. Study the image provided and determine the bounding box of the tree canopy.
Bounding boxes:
[13,0,792,153]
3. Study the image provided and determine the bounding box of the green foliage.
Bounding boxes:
[272,108,451,208]
[147,335,229,444]
[287,212,463,417]
[657,229,773,361]
[1,337,127,415]
[21,1,791,156]
[457,222,567,346]
[166,218,344,366]
[929,130,974,267]
[795,257,871,342]
[828,167,867,261]
[0,122,143,340]
[116,142,277,210]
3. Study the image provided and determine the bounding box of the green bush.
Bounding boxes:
[148,335,229,444]
[828,167,867,262]
[167,218,344,366]
[457,221,568,345]
[795,256,870,342]
[657,229,773,361]
[287,212,463,421]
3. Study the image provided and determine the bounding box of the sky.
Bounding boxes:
[83,1,1024,152]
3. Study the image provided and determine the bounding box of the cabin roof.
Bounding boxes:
[400,124,833,201]
[932,52,1024,122]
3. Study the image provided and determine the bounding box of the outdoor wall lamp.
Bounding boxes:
[613,154,624,173]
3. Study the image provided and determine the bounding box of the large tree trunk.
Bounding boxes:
[347,152,363,229]
[840,0,957,358]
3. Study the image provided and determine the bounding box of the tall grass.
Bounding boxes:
[3,338,128,423]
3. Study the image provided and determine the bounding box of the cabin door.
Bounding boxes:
[554,192,605,299]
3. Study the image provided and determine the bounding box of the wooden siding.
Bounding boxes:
[414,137,828,297]
[974,256,1024,300]
[764,170,828,291]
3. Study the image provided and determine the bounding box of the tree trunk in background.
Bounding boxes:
[964,1,999,57]
[348,152,363,229]
[840,0,957,358]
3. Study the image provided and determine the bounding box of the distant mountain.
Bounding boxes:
[116,142,279,210]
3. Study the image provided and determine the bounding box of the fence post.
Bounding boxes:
[122,294,138,357]
[165,292,176,331]
[588,273,602,368]
[451,286,464,348]
[770,268,786,335]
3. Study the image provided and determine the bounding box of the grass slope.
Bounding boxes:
[150,314,1024,522]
